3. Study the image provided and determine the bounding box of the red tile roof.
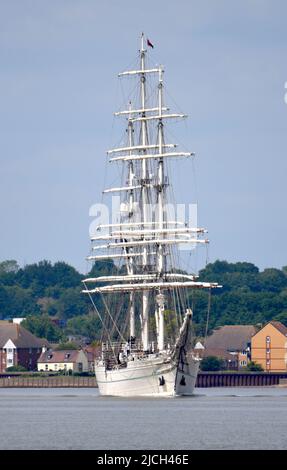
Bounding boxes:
[0,321,49,349]
[38,349,84,363]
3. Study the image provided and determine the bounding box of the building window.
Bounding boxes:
[8,348,13,353]
[8,359,13,364]
[54,364,58,371]
[45,365,48,371]
[266,336,271,343]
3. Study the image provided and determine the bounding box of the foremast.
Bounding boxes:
[127,101,135,339]
[83,34,220,354]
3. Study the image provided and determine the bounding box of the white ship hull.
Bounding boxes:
[95,353,200,397]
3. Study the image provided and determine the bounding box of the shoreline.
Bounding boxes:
[1,372,287,388]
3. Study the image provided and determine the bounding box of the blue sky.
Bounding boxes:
[0,0,286,273]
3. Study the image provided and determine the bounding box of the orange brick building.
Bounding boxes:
[251,321,287,372]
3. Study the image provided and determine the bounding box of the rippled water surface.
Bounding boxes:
[0,387,287,449]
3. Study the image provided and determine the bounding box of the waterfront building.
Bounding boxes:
[0,320,49,372]
[37,349,89,373]
[204,325,257,370]
[194,341,205,358]
[83,345,101,373]
[12,318,26,325]
[251,321,287,372]
[66,334,91,346]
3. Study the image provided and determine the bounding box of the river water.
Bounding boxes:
[0,387,286,450]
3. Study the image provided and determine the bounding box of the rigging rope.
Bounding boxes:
[101,293,126,343]
[204,288,212,346]
[82,282,117,363]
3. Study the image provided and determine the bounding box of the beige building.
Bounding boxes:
[251,321,287,372]
[37,349,89,373]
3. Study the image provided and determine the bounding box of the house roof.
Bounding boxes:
[203,348,238,361]
[38,349,84,363]
[0,320,49,349]
[269,321,287,336]
[205,325,257,353]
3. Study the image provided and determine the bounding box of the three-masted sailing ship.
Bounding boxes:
[82,34,220,396]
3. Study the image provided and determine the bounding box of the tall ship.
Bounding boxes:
[82,34,220,396]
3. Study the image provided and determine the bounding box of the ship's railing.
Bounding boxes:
[98,340,174,371]
[101,340,143,352]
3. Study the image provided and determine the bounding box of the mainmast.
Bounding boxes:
[140,33,149,351]
[156,65,165,351]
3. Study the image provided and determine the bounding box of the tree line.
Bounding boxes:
[0,259,287,342]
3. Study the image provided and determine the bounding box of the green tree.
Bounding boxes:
[55,287,90,319]
[55,342,78,350]
[6,365,27,372]
[22,315,63,342]
[0,260,19,287]
[259,268,287,292]
[0,260,19,273]
[273,311,287,326]
[200,356,225,371]
[2,258,287,342]
[0,285,9,318]
[1,286,40,318]
[246,361,264,372]
[16,260,55,294]
[163,309,178,343]
[88,260,116,278]
[53,262,81,288]
[66,314,102,340]
[15,260,82,297]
